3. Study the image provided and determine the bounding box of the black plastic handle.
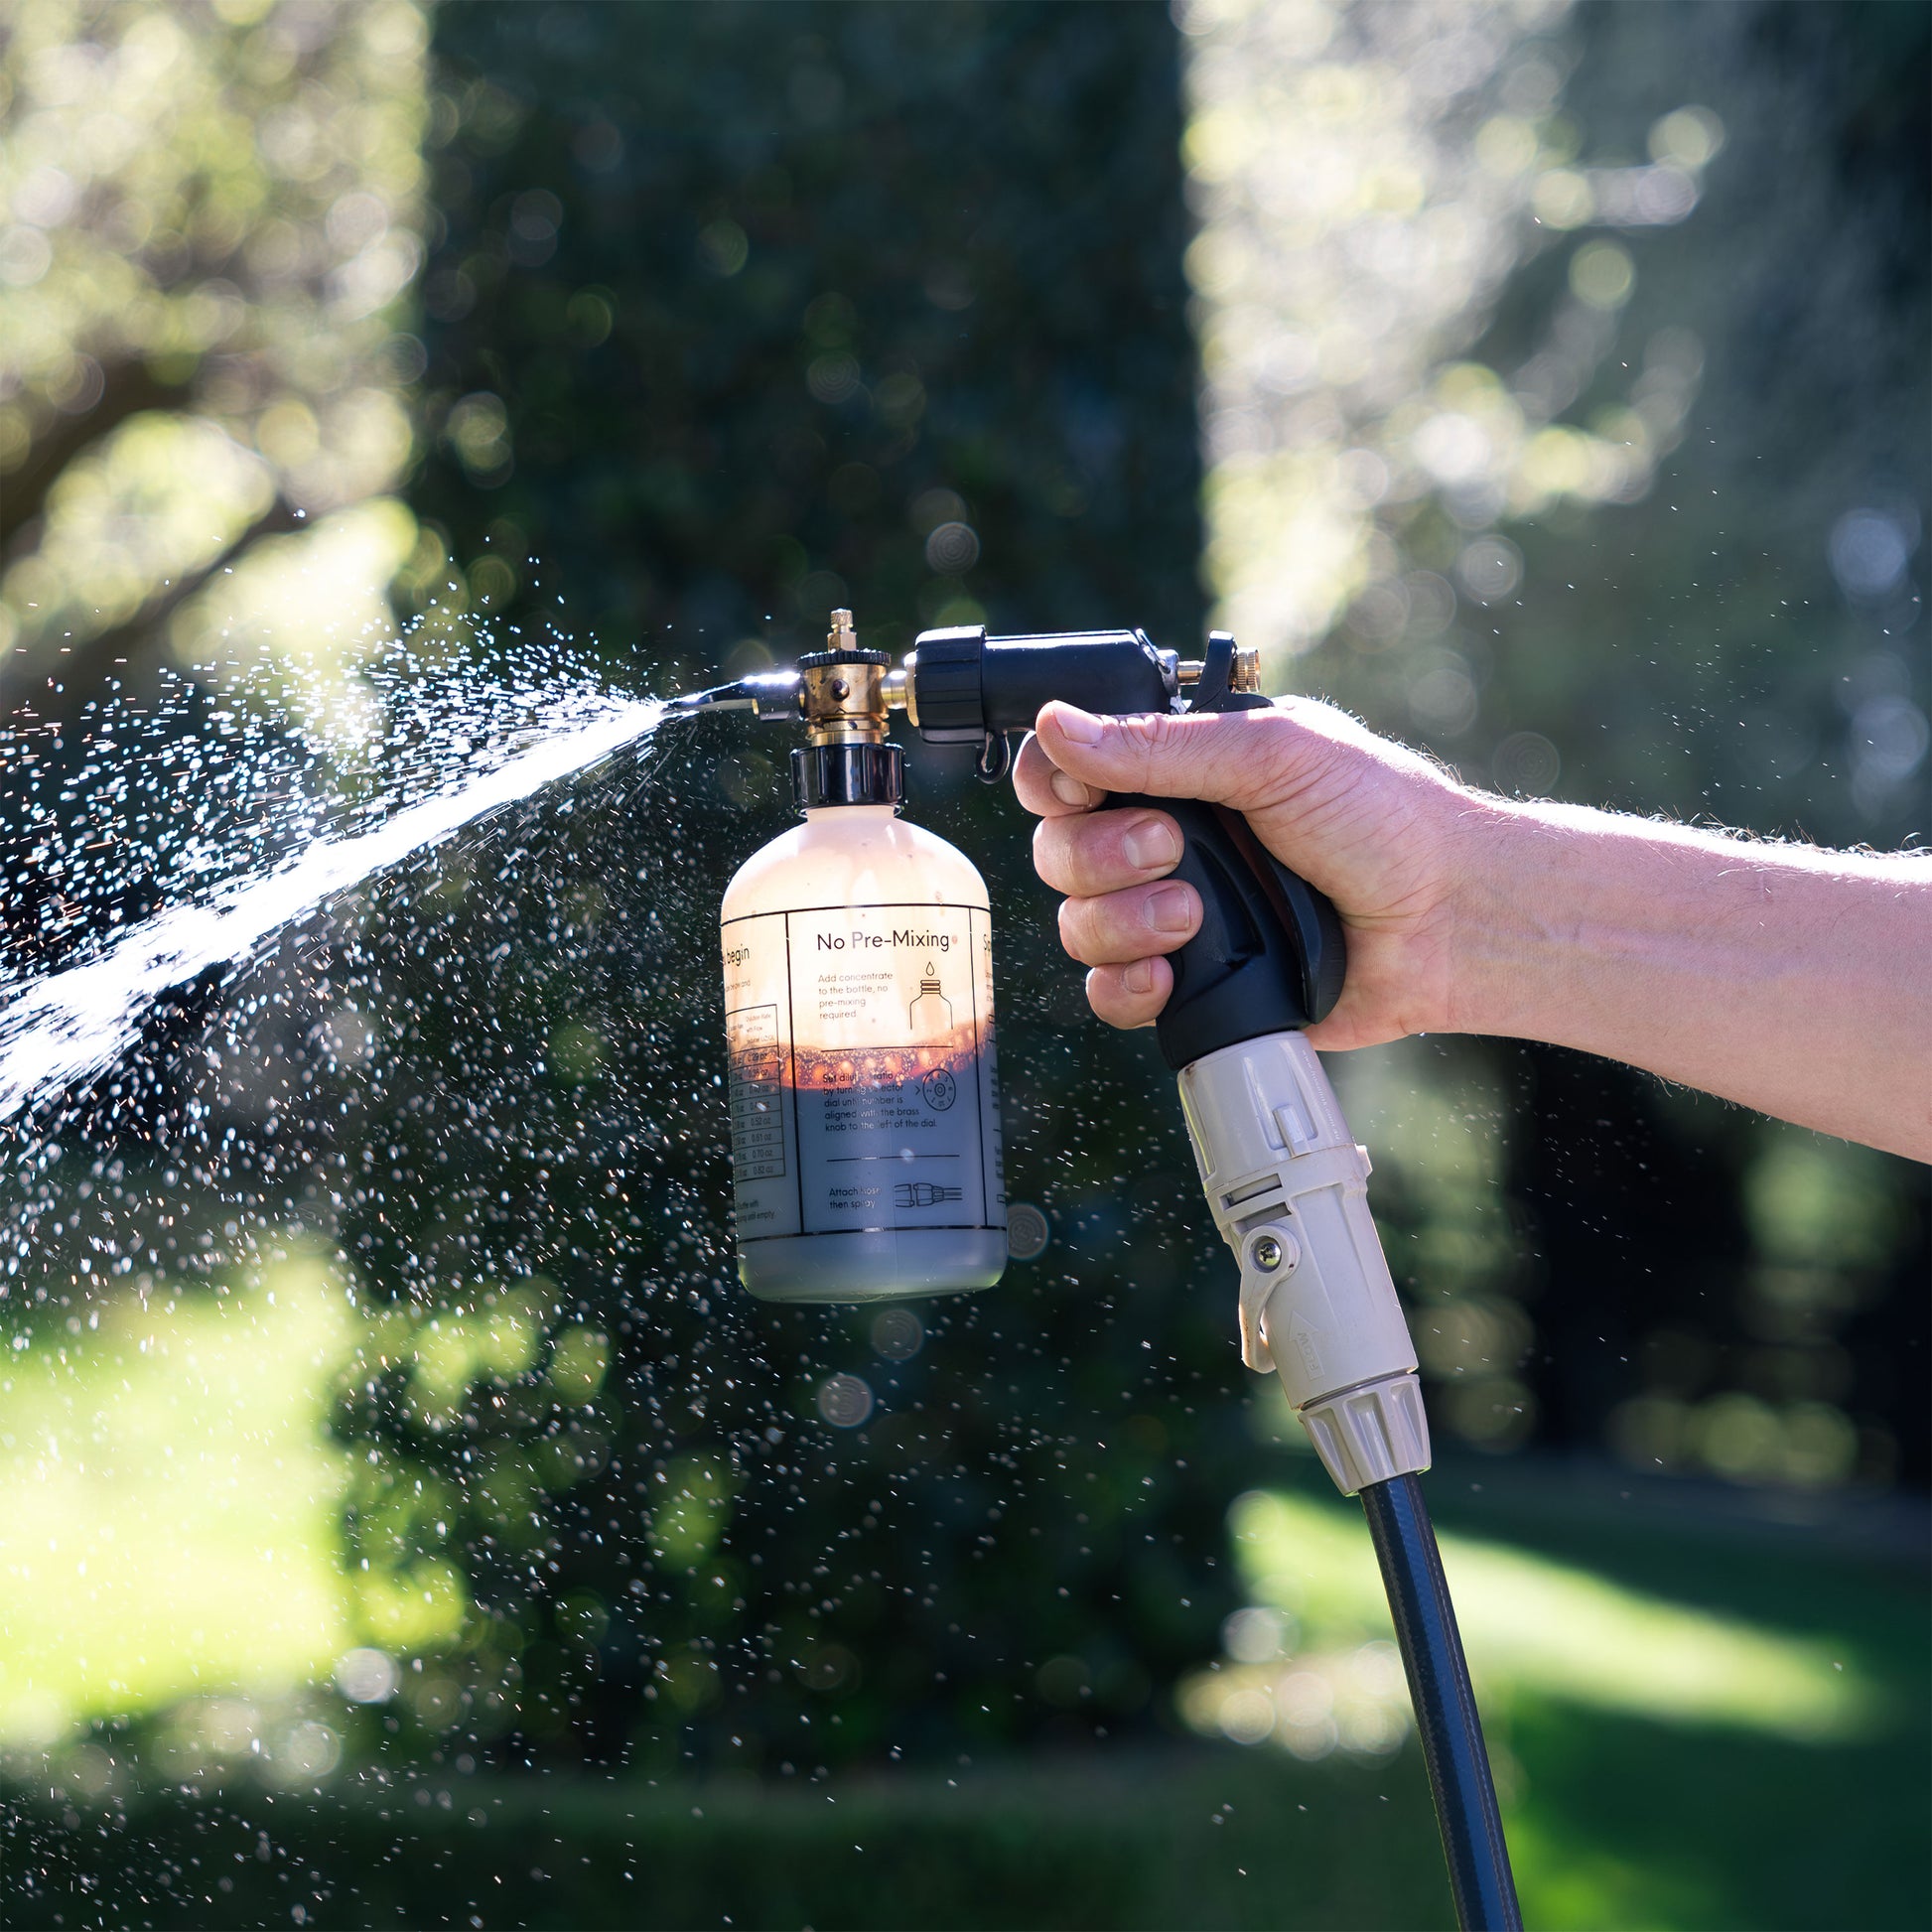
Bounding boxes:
[907,621,1348,1068]
[1106,789,1346,1071]
[1113,654,1344,1071]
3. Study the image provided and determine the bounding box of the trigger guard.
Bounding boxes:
[975,731,1013,784]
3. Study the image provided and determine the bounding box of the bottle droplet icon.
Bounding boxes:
[907,972,952,1036]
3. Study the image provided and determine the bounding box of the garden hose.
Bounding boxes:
[1363,1472,1522,1931]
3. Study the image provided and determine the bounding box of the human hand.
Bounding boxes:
[1012,698,1494,1052]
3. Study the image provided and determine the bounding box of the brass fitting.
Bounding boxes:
[799,610,893,749]
[1176,645,1262,699]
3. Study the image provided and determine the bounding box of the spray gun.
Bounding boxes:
[673,612,1521,1932]
[675,613,1420,1492]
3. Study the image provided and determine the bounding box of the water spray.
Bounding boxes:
[674,611,1522,1931]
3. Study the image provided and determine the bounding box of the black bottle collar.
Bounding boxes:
[790,741,905,810]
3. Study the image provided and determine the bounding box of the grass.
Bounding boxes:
[3,1751,1457,1930]
[0,1275,1925,1928]
[0,1259,355,1744]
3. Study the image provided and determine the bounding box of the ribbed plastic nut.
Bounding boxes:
[1298,1371,1432,1497]
[798,648,891,668]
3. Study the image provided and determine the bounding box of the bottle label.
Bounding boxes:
[721,902,1005,1242]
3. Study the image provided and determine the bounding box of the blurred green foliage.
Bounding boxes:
[0,0,429,709]
[411,1,1203,680]
[3,1464,1927,1927]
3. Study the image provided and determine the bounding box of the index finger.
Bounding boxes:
[1012,729,1105,819]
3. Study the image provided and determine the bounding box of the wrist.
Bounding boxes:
[1447,795,1817,1050]
[1444,793,1576,1041]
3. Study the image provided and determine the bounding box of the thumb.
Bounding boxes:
[1034,700,1293,808]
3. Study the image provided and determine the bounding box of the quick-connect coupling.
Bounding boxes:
[1176,1030,1430,1496]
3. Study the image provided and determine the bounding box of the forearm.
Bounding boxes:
[1018,698,1930,1159]
[1452,799,1932,1161]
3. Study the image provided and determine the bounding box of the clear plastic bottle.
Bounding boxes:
[718,632,1006,1304]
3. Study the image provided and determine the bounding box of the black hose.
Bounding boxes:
[1359,1471,1523,1932]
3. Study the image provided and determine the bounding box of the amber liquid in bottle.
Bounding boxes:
[720,802,1007,1303]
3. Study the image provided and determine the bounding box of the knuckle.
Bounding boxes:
[1057,892,1128,966]
[1054,896,1094,961]
[1010,732,1052,812]
[1085,967,1134,1029]
[1084,972,1122,1030]
[1248,702,1350,803]
[1031,817,1072,891]
[1046,815,1112,896]
[1125,709,1185,787]
[1086,961,1165,1032]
